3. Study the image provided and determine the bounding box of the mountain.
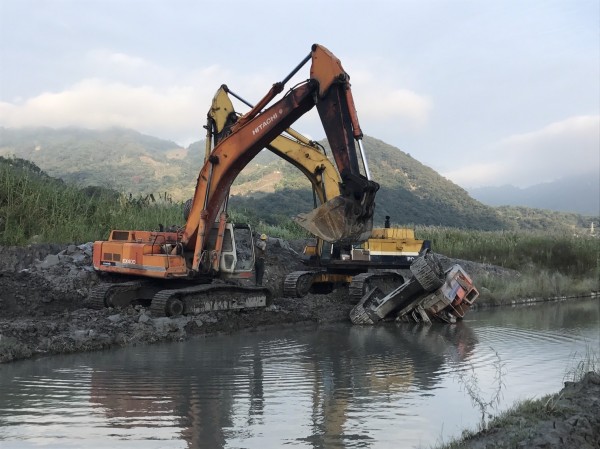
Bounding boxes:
[229,136,505,230]
[0,126,594,232]
[469,173,600,216]
[0,126,202,199]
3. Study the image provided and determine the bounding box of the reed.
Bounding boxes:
[0,164,183,245]
[417,226,598,276]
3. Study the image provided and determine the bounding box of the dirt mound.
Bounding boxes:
[0,243,98,318]
[0,243,66,272]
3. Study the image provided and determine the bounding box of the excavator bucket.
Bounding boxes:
[295,196,373,243]
[294,172,379,244]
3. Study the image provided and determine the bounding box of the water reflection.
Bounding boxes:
[80,322,478,448]
[0,298,597,449]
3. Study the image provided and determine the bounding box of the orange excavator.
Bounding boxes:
[89,44,379,317]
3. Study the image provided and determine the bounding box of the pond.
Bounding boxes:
[0,298,598,448]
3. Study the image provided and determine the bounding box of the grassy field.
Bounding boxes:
[416,225,599,303]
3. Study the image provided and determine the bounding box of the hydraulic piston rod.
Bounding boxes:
[357,140,372,180]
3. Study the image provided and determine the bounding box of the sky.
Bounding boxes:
[0,0,598,189]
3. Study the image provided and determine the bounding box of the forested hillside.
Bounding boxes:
[0,127,197,198]
[1,127,596,232]
[229,136,506,230]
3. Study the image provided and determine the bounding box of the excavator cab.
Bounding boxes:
[202,223,256,279]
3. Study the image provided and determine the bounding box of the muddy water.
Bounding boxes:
[1,298,598,449]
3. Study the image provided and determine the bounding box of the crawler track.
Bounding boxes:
[87,281,155,309]
[410,252,444,292]
[87,283,114,309]
[88,280,270,317]
[283,271,322,298]
[348,271,406,304]
[150,283,271,317]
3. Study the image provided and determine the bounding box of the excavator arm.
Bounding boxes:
[184,44,379,272]
[207,85,342,208]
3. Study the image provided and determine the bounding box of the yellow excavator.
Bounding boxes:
[207,86,431,301]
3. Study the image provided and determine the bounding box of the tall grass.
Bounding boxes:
[474,270,598,304]
[417,226,598,277]
[0,161,308,245]
[564,345,599,383]
[0,163,183,245]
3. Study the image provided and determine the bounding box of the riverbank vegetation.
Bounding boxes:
[0,157,182,245]
[418,226,599,304]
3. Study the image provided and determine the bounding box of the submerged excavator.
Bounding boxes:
[89,44,379,316]
[207,85,431,302]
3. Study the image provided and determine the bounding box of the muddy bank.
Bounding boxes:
[441,371,600,449]
[1,240,594,365]
[0,239,354,363]
[0,240,545,364]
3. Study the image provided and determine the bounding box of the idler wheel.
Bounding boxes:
[166,298,184,317]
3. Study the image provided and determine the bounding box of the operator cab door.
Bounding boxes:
[207,223,255,279]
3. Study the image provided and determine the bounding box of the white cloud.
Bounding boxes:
[346,62,433,131]
[0,48,433,147]
[356,88,432,129]
[443,115,600,188]
[0,79,205,143]
[0,48,249,146]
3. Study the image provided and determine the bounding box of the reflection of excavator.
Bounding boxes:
[83,322,478,448]
[208,85,430,301]
[90,44,379,316]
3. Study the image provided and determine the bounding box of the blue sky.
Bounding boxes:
[1,0,598,188]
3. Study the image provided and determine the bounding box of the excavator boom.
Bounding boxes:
[209,84,374,244]
[185,44,379,270]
